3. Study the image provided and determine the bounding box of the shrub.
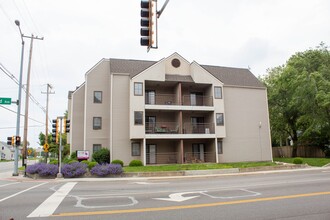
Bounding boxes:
[70,151,77,160]
[63,157,78,164]
[26,163,58,177]
[92,148,110,164]
[129,160,143,167]
[88,161,98,170]
[293,157,303,164]
[90,163,123,176]
[49,159,58,165]
[61,162,87,178]
[111,159,124,167]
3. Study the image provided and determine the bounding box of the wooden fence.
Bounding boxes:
[272,146,325,158]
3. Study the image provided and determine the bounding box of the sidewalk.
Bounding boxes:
[1,164,329,182]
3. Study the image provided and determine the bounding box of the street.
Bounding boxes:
[0,167,330,220]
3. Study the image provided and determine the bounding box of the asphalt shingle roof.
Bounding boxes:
[109,58,265,88]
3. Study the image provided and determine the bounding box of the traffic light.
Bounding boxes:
[52,119,59,144]
[15,136,21,146]
[64,118,70,133]
[140,0,154,47]
[7,136,14,146]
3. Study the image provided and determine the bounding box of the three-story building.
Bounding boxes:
[68,53,272,165]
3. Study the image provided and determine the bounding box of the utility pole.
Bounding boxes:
[41,84,54,162]
[22,34,44,175]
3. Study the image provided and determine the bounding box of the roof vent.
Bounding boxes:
[171,58,181,68]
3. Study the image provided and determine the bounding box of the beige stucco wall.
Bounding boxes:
[70,85,85,153]
[220,86,272,162]
[111,74,132,165]
[84,59,110,153]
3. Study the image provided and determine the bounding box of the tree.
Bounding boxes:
[261,43,330,156]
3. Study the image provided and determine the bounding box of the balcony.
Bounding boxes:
[145,122,215,134]
[146,122,179,134]
[145,152,216,164]
[145,94,213,107]
[183,123,215,134]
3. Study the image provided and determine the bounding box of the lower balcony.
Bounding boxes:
[145,122,215,134]
[145,152,216,164]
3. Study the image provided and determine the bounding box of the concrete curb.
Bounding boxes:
[0,164,328,182]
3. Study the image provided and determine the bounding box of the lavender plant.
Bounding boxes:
[61,162,87,178]
[26,163,58,177]
[90,163,123,177]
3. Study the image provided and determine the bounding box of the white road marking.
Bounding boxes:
[0,182,20,188]
[154,191,206,202]
[74,195,138,209]
[0,182,47,203]
[134,181,169,185]
[27,182,77,218]
[201,189,261,199]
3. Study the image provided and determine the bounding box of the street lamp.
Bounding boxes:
[13,19,25,176]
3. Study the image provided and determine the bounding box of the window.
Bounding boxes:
[94,91,102,103]
[134,82,143,96]
[131,142,141,156]
[216,113,224,126]
[217,140,223,154]
[93,144,102,153]
[134,111,143,125]
[93,117,102,130]
[214,87,222,99]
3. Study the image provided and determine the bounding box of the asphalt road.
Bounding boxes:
[1,168,330,220]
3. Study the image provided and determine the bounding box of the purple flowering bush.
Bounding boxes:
[61,162,87,178]
[90,163,123,177]
[26,163,58,177]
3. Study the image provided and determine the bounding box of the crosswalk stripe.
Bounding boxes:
[0,182,47,203]
[27,182,77,218]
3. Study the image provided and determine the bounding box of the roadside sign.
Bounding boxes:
[0,97,12,105]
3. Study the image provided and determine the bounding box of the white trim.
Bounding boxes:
[109,73,114,162]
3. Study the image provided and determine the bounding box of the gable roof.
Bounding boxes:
[108,57,265,88]
[201,65,265,88]
[110,58,156,77]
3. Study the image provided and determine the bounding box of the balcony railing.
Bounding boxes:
[182,95,213,106]
[146,122,180,134]
[145,94,178,105]
[184,152,216,163]
[145,94,213,107]
[146,122,215,134]
[183,123,215,134]
[146,152,179,164]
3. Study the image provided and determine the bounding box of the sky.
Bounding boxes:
[0,0,329,149]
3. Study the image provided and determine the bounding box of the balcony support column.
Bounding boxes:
[180,139,184,164]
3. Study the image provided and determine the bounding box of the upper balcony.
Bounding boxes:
[146,122,215,135]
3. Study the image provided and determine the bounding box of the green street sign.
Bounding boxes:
[0,97,12,105]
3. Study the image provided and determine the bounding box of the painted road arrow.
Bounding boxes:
[154,191,206,202]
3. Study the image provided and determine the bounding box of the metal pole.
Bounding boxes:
[13,27,25,176]
[57,117,63,178]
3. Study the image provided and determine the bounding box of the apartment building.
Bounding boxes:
[68,53,272,165]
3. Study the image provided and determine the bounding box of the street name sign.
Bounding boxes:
[0,97,11,105]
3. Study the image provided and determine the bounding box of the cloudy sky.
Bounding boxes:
[0,0,329,148]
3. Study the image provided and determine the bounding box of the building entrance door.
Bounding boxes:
[147,144,156,164]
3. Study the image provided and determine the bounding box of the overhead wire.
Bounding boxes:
[0,62,46,113]
[0,105,44,124]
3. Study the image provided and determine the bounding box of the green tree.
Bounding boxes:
[261,43,330,156]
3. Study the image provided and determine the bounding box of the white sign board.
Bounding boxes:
[77,150,89,160]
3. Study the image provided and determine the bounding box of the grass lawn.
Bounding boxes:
[123,161,276,172]
[274,157,330,167]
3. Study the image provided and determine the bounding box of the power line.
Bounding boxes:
[0,125,44,130]
[0,62,46,113]
[0,105,44,124]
